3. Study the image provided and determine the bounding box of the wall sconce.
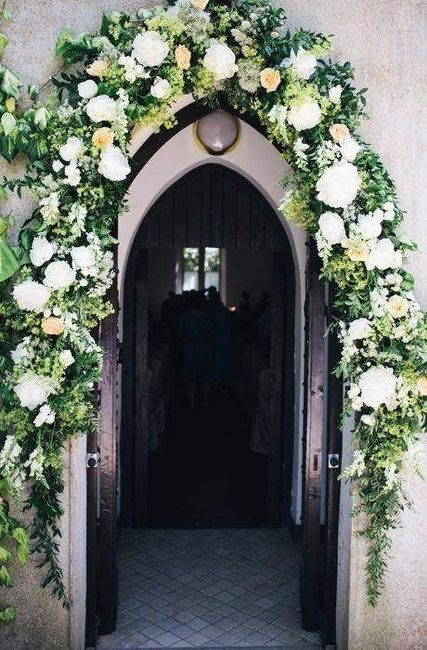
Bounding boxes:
[195,109,240,155]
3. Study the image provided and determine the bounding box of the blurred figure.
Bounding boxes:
[208,289,233,388]
[180,291,213,409]
[254,291,271,354]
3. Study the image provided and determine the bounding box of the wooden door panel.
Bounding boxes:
[301,240,326,631]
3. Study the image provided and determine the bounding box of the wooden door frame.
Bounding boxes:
[92,100,342,645]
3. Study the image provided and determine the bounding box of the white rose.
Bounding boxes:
[361,414,375,427]
[44,261,76,290]
[340,137,361,162]
[86,95,117,123]
[328,85,342,104]
[348,318,372,341]
[150,77,171,99]
[287,97,321,131]
[64,161,81,187]
[316,161,360,209]
[52,159,63,172]
[132,31,169,67]
[78,80,98,99]
[14,372,56,411]
[203,42,238,81]
[358,212,382,240]
[30,236,56,267]
[59,350,75,367]
[289,47,317,80]
[365,238,401,271]
[13,280,51,312]
[98,145,131,182]
[318,211,346,245]
[359,365,397,410]
[59,136,84,162]
[34,404,56,427]
[71,245,96,271]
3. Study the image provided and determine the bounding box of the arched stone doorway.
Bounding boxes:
[89,102,342,649]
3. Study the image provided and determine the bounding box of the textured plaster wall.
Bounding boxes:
[0,1,425,649]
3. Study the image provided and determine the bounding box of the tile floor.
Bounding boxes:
[98,528,320,648]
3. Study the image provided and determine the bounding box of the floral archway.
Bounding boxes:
[0,0,425,622]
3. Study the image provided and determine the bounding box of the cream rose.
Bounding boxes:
[150,77,171,99]
[387,295,409,318]
[13,280,51,312]
[318,211,346,245]
[260,68,281,93]
[191,0,209,9]
[30,236,56,267]
[344,240,369,262]
[78,80,98,99]
[203,43,238,80]
[14,372,56,411]
[86,59,109,77]
[289,47,317,80]
[287,97,321,131]
[98,145,131,182]
[365,238,401,271]
[358,366,397,410]
[42,316,64,336]
[175,45,191,70]
[329,123,350,143]
[59,136,84,162]
[348,318,372,341]
[44,261,76,290]
[316,162,360,209]
[415,376,427,396]
[132,31,169,67]
[86,95,117,123]
[92,127,114,149]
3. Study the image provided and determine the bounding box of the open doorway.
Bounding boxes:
[120,164,295,530]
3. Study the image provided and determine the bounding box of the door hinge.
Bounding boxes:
[328,453,340,469]
[86,452,99,468]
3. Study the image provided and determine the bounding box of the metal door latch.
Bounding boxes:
[86,452,99,468]
[328,453,340,469]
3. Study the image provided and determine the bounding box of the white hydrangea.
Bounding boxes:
[358,365,397,410]
[44,260,76,290]
[13,280,51,312]
[14,372,56,411]
[287,97,321,131]
[118,55,147,83]
[203,42,238,80]
[347,318,372,341]
[63,161,81,187]
[30,235,57,267]
[316,161,360,209]
[288,47,317,80]
[71,245,97,275]
[132,31,169,67]
[98,145,131,181]
[365,238,402,271]
[11,337,35,365]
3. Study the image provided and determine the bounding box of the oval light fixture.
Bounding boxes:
[196,109,240,155]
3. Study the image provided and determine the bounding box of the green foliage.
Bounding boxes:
[0,0,425,626]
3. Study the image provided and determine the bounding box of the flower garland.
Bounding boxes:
[0,0,425,621]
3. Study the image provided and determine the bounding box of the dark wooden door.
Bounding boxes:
[267,251,286,523]
[301,239,326,631]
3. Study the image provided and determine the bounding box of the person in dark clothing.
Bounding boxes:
[180,291,214,408]
[208,290,233,386]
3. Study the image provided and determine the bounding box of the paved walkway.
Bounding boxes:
[99,528,320,648]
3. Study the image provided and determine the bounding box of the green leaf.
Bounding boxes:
[0,565,12,587]
[0,606,16,622]
[0,546,11,562]
[0,68,22,99]
[0,33,8,60]
[1,111,16,136]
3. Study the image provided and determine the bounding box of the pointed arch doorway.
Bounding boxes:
[89,102,343,649]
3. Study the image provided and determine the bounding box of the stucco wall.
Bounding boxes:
[0,2,425,650]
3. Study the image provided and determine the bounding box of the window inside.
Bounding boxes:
[182,247,220,291]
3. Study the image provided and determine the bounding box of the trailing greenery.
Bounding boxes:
[0,0,425,620]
